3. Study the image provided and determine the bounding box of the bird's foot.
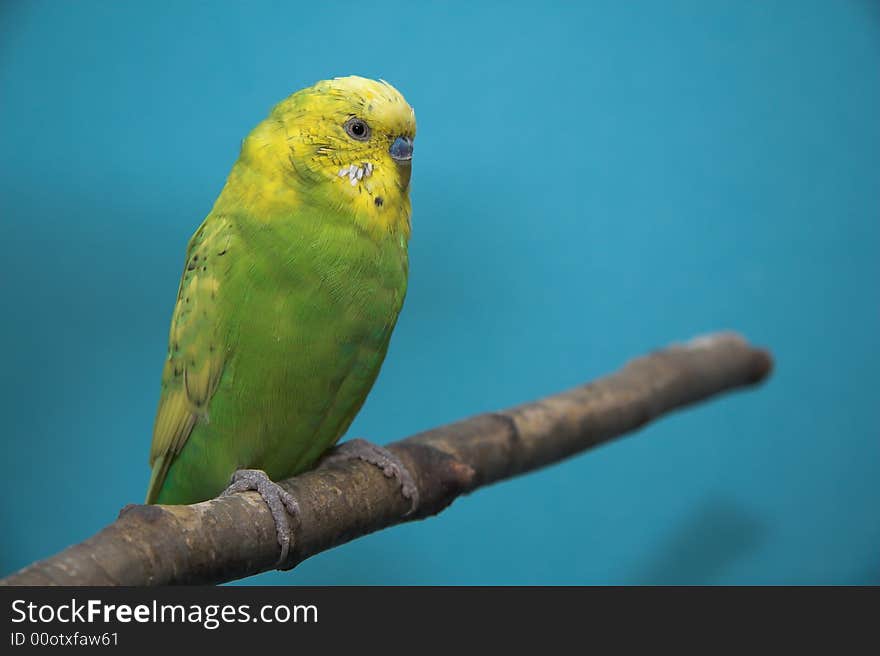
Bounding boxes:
[324,438,419,515]
[221,469,300,568]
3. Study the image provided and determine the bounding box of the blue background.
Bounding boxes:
[2,1,878,585]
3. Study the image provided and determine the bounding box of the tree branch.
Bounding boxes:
[1,332,772,586]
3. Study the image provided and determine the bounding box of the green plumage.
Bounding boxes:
[146,76,414,505]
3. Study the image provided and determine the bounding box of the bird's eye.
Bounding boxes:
[344,117,371,141]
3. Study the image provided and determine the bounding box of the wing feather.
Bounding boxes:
[145,217,233,503]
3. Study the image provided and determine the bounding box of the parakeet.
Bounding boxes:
[145,76,416,561]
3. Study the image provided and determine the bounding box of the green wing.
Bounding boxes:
[145,216,233,504]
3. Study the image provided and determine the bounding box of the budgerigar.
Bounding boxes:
[145,76,417,563]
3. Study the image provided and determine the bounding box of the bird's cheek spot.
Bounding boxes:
[374,196,384,207]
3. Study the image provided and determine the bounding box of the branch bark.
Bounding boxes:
[1,332,772,586]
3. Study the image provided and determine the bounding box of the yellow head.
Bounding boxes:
[227,76,416,238]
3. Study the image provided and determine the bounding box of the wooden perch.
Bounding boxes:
[1,332,772,586]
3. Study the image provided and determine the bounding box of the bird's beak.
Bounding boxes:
[389,136,414,164]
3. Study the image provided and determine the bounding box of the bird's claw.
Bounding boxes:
[324,438,419,515]
[221,469,300,568]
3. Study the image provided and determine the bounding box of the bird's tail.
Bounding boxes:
[144,454,171,504]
